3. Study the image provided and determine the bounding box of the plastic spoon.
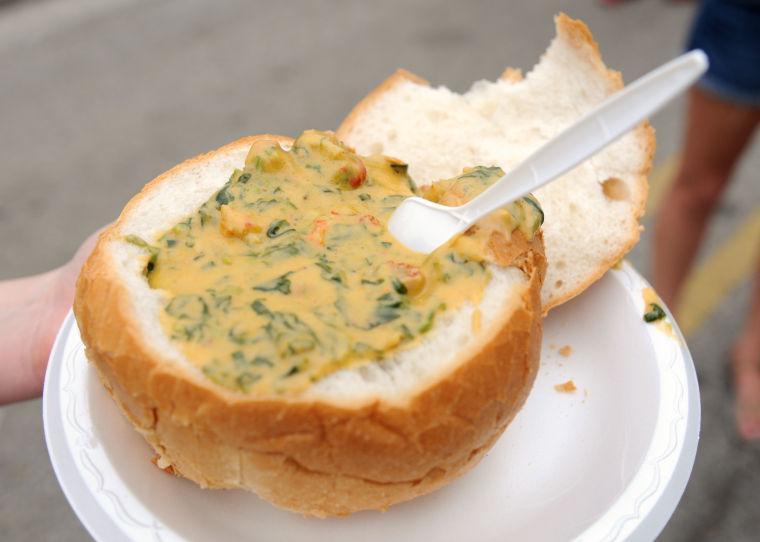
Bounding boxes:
[388,49,708,254]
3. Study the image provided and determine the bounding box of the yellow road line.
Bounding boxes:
[677,209,760,336]
[646,154,679,218]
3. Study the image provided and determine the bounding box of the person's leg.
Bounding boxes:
[653,87,760,309]
[733,262,760,440]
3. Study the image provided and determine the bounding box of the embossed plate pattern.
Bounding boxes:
[44,262,699,542]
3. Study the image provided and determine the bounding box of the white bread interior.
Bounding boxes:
[337,13,654,311]
[75,135,545,516]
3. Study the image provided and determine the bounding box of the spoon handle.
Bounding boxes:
[458,50,708,223]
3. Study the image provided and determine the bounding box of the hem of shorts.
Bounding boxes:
[697,76,760,108]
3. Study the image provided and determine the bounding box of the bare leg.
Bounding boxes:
[653,88,760,309]
[653,88,760,440]
[733,263,760,440]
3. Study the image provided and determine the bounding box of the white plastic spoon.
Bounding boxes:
[388,50,708,254]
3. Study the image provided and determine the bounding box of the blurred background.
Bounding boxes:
[1,0,758,540]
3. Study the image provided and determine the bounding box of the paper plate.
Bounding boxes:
[43,262,699,542]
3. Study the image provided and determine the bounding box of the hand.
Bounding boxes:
[0,229,102,405]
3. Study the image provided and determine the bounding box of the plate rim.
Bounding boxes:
[43,314,134,542]
[43,263,700,542]
[574,262,700,541]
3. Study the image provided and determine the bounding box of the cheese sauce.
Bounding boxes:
[130,131,543,395]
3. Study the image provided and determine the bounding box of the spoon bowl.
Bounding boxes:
[387,197,470,254]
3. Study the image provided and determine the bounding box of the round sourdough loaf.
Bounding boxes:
[74,134,546,517]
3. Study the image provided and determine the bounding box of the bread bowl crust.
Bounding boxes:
[336,13,656,313]
[74,135,546,516]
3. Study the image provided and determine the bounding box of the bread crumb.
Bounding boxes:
[558,345,572,357]
[151,454,177,475]
[554,380,577,393]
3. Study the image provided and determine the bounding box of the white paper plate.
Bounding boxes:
[44,262,699,542]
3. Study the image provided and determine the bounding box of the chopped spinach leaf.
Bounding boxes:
[381,194,405,208]
[407,176,418,195]
[367,290,406,328]
[253,300,318,356]
[125,234,158,255]
[206,289,232,312]
[216,184,234,206]
[315,254,344,285]
[372,304,401,326]
[231,350,273,368]
[260,242,301,259]
[253,356,273,367]
[266,219,295,238]
[251,299,271,316]
[228,326,250,345]
[419,303,445,333]
[248,198,279,212]
[283,366,300,378]
[391,277,408,295]
[165,295,209,320]
[447,252,468,265]
[253,272,293,294]
[522,195,545,226]
[125,234,160,276]
[198,205,213,227]
[390,163,408,175]
[644,303,666,323]
[235,372,261,392]
[457,166,504,180]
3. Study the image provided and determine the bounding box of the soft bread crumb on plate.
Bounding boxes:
[555,380,578,393]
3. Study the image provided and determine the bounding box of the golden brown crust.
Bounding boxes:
[499,67,523,83]
[336,13,655,314]
[74,135,546,516]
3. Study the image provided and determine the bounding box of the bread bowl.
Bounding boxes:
[73,12,654,518]
[74,130,546,516]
